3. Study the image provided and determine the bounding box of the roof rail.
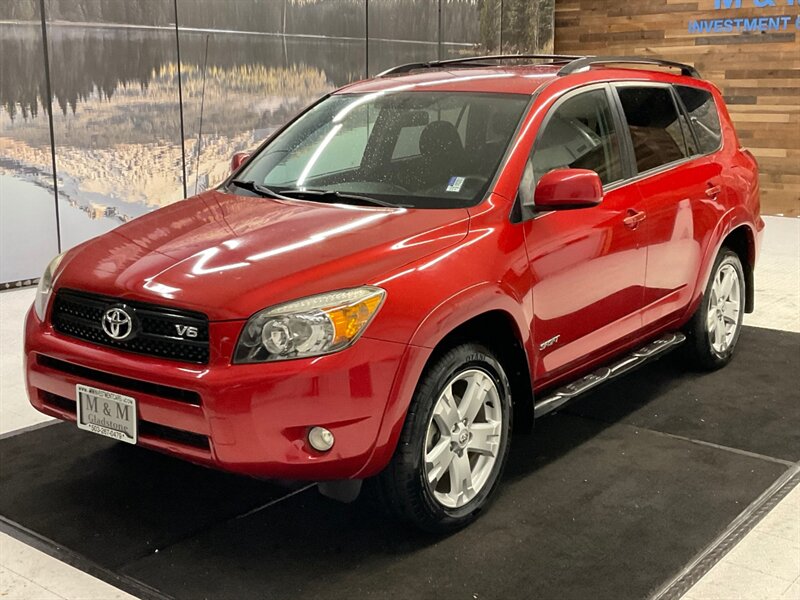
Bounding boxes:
[558,56,701,78]
[377,54,587,77]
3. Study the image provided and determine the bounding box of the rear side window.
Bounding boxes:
[617,86,690,173]
[530,88,624,189]
[675,85,723,155]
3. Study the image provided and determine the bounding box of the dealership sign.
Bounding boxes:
[689,0,800,34]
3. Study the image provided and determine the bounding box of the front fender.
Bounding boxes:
[409,281,532,353]
[356,204,532,477]
[356,283,533,478]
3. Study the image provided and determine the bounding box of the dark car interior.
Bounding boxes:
[617,87,691,173]
[258,92,530,208]
[530,89,624,187]
[331,95,527,204]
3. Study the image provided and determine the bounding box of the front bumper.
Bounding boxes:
[25,306,410,480]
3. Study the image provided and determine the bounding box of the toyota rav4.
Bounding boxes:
[25,55,763,531]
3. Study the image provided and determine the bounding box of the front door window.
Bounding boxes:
[521,88,624,207]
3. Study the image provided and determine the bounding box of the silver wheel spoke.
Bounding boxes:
[425,438,454,485]
[706,309,717,331]
[468,421,501,456]
[714,318,725,344]
[447,452,475,505]
[433,387,459,432]
[722,300,739,323]
[719,270,734,299]
[458,373,490,425]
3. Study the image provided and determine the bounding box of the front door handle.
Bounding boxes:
[623,209,646,229]
[706,184,722,200]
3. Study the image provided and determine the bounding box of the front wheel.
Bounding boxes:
[685,248,745,370]
[376,343,512,532]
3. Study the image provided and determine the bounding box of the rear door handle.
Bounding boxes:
[623,209,646,229]
[706,184,722,199]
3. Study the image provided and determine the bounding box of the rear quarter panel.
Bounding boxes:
[684,87,763,320]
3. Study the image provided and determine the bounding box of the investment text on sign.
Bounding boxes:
[689,0,800,35]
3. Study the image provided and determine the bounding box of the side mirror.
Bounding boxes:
[230,151,250,173]
[533,169,603,211]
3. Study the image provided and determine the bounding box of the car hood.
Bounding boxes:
[55,190,470,320]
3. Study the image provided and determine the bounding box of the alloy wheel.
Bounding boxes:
[423,368,503,509]
[707,262,742,355]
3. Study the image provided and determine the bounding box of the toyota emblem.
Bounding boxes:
[101,306,136,340]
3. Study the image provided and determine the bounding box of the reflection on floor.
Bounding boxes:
[0,216,797,599]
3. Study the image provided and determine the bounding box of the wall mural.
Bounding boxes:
[0,0,555,285]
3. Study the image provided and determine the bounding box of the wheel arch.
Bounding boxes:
[690,216,758,321]
[407,283,535,434]
[720,225,756,313]
[357,290,535,478]
[425,309,535,435]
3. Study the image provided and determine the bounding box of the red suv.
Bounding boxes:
[25,55,763,531]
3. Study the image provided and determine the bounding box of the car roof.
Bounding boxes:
[336,65,562,96]
[335,57,707,97]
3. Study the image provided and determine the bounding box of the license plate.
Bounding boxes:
[76,384,137,444]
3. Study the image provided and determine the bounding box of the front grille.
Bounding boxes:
[41,391,76,414]
[139,421,210,450]
[52,289,210,364]
[38,355,202,406]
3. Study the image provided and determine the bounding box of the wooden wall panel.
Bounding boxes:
[555,0,800,216]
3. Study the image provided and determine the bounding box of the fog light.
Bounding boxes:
[308,426,334,452]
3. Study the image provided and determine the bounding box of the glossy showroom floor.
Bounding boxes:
[0,216,798,600]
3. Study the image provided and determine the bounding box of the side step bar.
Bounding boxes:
[533,332,686,419]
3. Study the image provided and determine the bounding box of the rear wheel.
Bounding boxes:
[377,343,512,532]
[685,248,745,370]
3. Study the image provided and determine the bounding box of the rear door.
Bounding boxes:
[521,85,647,382]
[613,83,725,330]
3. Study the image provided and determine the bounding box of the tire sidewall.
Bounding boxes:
[410,346,512,527]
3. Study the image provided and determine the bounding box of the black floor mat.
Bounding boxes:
[120,417,785,600]
[0,326,797,599]
[0,425,294,569]
[567,327,800,462]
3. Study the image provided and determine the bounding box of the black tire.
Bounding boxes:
[375,343,512,533]
[684,248,746,371]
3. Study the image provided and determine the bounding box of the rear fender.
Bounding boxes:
[685,209,758,321]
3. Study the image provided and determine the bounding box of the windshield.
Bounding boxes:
[234,92,529,208]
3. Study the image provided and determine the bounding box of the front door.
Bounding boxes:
[520,86,647,384]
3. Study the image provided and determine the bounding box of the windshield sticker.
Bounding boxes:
[446,176,466,193]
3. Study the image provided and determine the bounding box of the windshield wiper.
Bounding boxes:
[280,188,409,208]
[229,179,282,199]
[231,181,408,208]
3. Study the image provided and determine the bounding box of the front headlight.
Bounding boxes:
[234,286,385,363]
[33,252,66,321]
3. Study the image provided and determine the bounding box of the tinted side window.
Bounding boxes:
[529,89,624,196]
[675,85,722,155]
[617,86,689,173]
[676,106,698,156]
